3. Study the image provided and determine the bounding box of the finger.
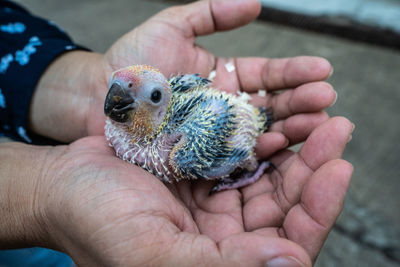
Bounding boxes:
[269,112,330,146]
[300,116,354,170]
[255,132,289,159]
[269,81,336,120]
[242,151,313,231]
[272,116,353,210]
[282,159,353,261]
[69,135,115,154]
[176,180,244,242]
[242,183,287,230]
[169,232,312,266]
[162,0,261,37]
[235,56,333,92]
[243,117,353,231]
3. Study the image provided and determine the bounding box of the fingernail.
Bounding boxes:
[328,67,334,78]
[283,138,289,148]
[266,256,304,267]
[347,134,353,143]
[347,123,355,143]
[329,90,338,107]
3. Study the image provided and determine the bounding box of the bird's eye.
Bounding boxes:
[150,89,162,103]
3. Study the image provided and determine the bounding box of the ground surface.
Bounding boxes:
[14,0,400,266]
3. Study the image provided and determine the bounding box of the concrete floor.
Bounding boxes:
[260,0,400,33]
[13,0,400,266]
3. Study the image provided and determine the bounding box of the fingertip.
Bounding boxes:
[330,116,354,136]
[302,159,354,226]
[290,56,333,84]
[316,82,337,108]
[289,82,337,113]
[211,0,261,31]
[299,116,354,170]
[314,56,333,80]
[256,132,288,159]
[219,234,311,267]
[299,56,332,80]
[268,111,330,147]
[328,159,354,184]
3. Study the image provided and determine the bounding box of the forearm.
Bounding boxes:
[29,51,109,142]
[0,142,55,248]
[0,2,103,143]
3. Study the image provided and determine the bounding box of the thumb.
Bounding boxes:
[166,232,311,266]
[159,0,261,37]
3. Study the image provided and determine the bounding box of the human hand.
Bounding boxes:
[5,116,350,266]
[29,0,335,146]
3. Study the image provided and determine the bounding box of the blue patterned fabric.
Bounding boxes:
[0,0,87,142]
[0,1,87,265]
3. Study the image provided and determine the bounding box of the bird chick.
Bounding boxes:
[104,65,273,193]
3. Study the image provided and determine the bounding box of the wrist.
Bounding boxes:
[0,142,64,249]
[29,51,109,142]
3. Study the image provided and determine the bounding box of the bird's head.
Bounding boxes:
[104,65,171,138]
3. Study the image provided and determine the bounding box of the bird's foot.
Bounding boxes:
[209,161,273,194]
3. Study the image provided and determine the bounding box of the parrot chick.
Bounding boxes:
[104,65,273,193]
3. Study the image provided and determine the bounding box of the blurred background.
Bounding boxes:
[14,0,400,266]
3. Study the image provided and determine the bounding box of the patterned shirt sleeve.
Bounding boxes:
[0,0,89,143]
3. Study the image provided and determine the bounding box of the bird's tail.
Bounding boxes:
[257,107,274,132]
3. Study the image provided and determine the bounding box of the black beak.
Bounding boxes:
[104,83,135,123]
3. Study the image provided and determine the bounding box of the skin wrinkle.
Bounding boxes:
[177,204,194,233]
[37,146,73,248]
[262,58,283,91]
[277,88,296,119]
[80,59,98,138]
[271,171,292,216]
[233,58,244,93]
[166,198,192,232]
[300,151,319,173]
[193,44,217,76]
[215,237,228,265]
[243,152,315,231]
[89,212,180,265]
[195,234,220,265]
[88,213,143,248]
[83,188,150,213]
[299,202,329,232]
[241,177,271,204]
[281,59,292,90]
[112,216,177,262]
[152,17,187,40]
[180,234,210,266]
[85,56,111,136]
[272,155,312,213]
[163,6,196,39]
[30,147,62,247]
[187,186,244,238]
[261,59,274,91]
[175,182,194,209]
[278,226,288,239]
[171,183,199,231]
[207,0,218,35]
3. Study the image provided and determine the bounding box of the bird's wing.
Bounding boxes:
[168,74,211,93]
[169,93,249,180]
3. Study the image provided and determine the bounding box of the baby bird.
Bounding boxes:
[104,65,273,193]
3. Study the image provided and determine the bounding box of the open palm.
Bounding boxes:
[42,1,352,265]
[42,117,353,266]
